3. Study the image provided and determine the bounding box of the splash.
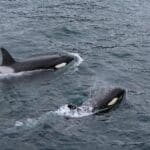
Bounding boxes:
[54,104,94,118]
[13,105,93,129]
[13,104,93,129]
[67,52,83,71]
[68,52,83,67]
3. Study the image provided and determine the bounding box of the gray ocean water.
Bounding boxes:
[0,0,150,150]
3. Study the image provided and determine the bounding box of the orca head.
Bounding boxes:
[94,88,126,112]
[62,55,74,64]
[107,88,125,106]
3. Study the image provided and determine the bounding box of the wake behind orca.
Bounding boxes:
[0,48,74,74]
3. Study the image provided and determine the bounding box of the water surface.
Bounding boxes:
[0,0,150,150]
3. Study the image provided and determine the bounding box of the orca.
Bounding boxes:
[0,48,74,74]
[56,88,126,118]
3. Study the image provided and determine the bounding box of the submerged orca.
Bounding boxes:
[57,88,126,118]
[0,48,74,74]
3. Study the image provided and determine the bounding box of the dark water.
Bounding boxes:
[0,0,150,149]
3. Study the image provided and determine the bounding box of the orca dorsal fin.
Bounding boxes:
[1,48,16,66]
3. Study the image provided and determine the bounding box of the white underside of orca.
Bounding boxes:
[0,66,14,74]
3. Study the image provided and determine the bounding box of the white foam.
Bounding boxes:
[13,104,94,129]
[15,121,23,127]
[67,52,83,68]
[54,105,94,118]
[14,118,38,128]
[26,118,38,127]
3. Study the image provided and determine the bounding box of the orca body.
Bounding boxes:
[58,88,126,117]
[0,48,74,74]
